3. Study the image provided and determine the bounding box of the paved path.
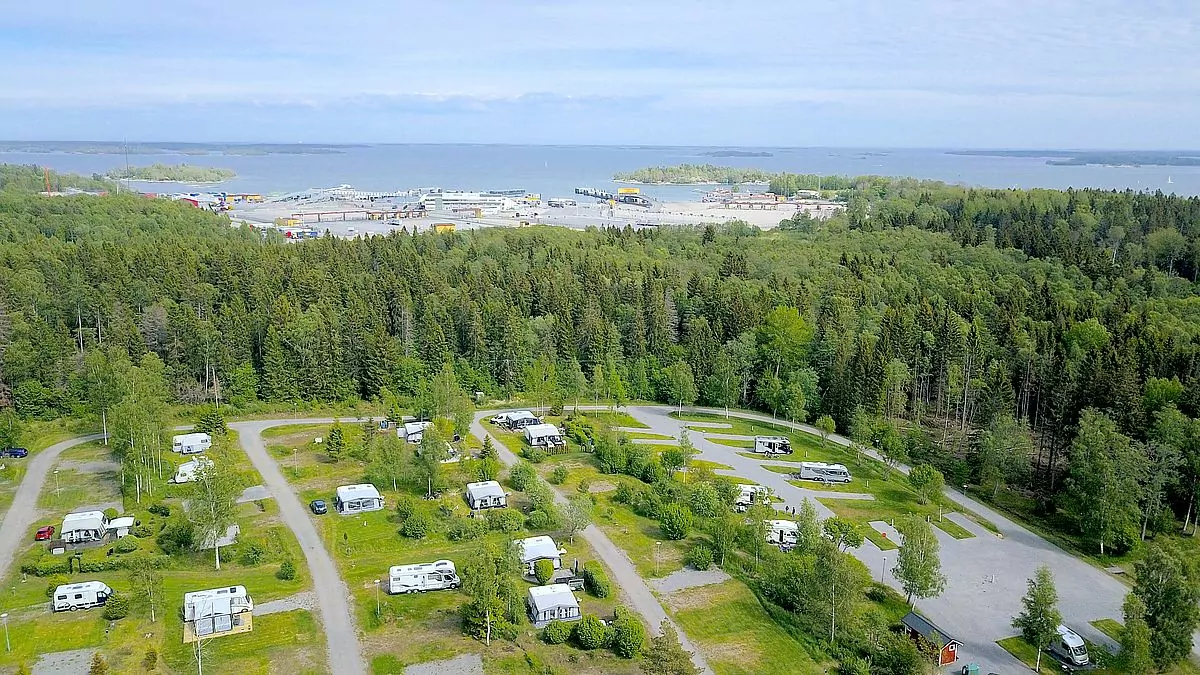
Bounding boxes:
[231,418,366,675]
[472,410,714,675]
[254,590,318,616]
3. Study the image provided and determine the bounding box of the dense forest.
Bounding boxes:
[612,164,775,184]
[2,164,1200,558]
[105,163,237,182]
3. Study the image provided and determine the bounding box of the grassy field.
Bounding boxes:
[997,636,1070,675]
[819,487,976,540]
[687,459,733,472]
[579,410,648,429]
[665,580,829,675]
[0,418,91,518]
[622,431,676,441]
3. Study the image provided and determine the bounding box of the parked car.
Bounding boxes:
[309,499,328,515]
[0,447,29,458]
[35,526,55,541]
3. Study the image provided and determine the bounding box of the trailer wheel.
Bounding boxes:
[69,605,78,612]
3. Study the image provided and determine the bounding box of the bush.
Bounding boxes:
[141,648,158,671]
[534,559,555,585]
[542,620,573,644]
[238,541,266,566]
[686,543,714,571]
[147,503,170,517]
[573,614,609,650]
[276,559,297,581]
[447,517,487,542]
[45,574,69,597]
[613,481,639,505]
[23,556,69,577]
[156,519,194,555]
[577,479,591,494]
[113,537,139,554]
[522,447,546,463]
[526,508,557,531]
[394,497,417,521]
[658,503,693,541]
[131,524,154,538]
[486,508,525,533]
[583,561,611,598]
[400,514,430,539]
[610,608,646,658]
[509,461,538,491]
[102,508,120,521]
[102,593,130,620]
[549,466,569,485]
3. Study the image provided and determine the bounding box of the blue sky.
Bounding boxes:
[3,0,1199,147]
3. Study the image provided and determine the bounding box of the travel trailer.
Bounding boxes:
[172,432,212,455]
[527,583,581,628]
[753,436,792,455]
[334,484,385,514]
[517,535,565,574]
[464,481,507,510]
[183,585,254,642]
[734,484,770,511]
[171,456,214,484]
[795,462,852,484]
[1049,625,1090,666]
[766,519,799,545]
[60,511,108,544]
[387,560,460,594]
[524,423,566,448]
[51,581,113,612]
[399,421,432,444]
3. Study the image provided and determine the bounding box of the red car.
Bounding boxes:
[35,526,54,541]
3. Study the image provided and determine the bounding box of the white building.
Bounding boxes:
[183,585,254,642]
[464,481,507,510]
[61,511,108,544]
[172,432,212,455]
[388,560,460,594]
[527,584,581,628]
[51,581,113,612]
[766,519,799,545]
[419,191,517,212]
[518,535,565,574]
[334,484,385,514]
[753,435,791,455]
[524,423,565,449]
[171,456,214,484]
[399,421,432,444]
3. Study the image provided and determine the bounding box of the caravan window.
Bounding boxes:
[56,595,66,600]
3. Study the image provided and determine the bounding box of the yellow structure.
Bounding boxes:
[273,217,301,227]
[617,187,640,194]
[433,223,456,233]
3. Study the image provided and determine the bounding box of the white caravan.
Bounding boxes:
[387,560,461,594]
[753,436,792,455]
[795,461,852,484]
[61,511,109,544]
[184,585,254,639]
[735,484,770,511]
[334,484,385,514]
[1049,625,1090,666]
[52,581,113,612]
[766,519,799,545]
[171,456,214,484]
[172,432,212,455]
[399,421,432,444]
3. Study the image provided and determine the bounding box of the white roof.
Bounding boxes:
[466,481,506,499]
[178,457,214,471]
[507,411,538,421]
[108,517,135,529]
[403,421,432,435]
[62,511,106,529]
[1057,625,1085,647]
[524,423,561,438]
[755,435,789,442]
[518,535,563,563]
[801,461,848,471]
[738,484,768,494]
[173,432,211,444]
[390,560,456,576]
[55,581,112,594]
[767,519,798,532]
[527,584,579,612]
[336,484,382,501]
[184,585,250,620]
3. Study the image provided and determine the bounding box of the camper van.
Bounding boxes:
[171,456,214,484]
[795,462,852,484]
[1049,625,1090,666]
[387,560,461,594]
[753,436,792,455]
[766,520,799,545]
[735,484,770,512]
[172,432,212,455]
[52,581,113,612]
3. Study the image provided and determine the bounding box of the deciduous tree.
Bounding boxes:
[1011,565,1062,672]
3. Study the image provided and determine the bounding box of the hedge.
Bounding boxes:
[583,561,611,598]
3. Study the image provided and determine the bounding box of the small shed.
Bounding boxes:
[526,583,581,628]
[464,481,507,510]
[518,535,565,574]
[107,517,135,538]
[901,611,960,667]
[524,423,565,448]
[334,484,385,514]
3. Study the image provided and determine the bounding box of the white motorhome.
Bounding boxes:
[464,481,507,510]
[734,484,770,511]
[184,585,254,642]
[1049,625,1090,666]
[172,432,212,455]
[524,423,565,449]
[795,462,852,484]
[527,583,581,628]
[61,511,108,544]
[518,535,565,574]
[334,484,385,514]
[387,560,460,594]
[753,435,792,455]
[766,519,799,545]
[171,456,214,484]
[399,421,432,444]
[52,581,113,612]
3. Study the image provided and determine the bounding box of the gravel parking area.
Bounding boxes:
[403,654,483,675]
[650,567,731,594]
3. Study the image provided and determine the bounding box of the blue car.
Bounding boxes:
[0,448,28,458]
[309,499,327,515]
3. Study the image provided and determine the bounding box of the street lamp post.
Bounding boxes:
[1,612,9,652]
[881,556,887,583]
[53,469,60,502]
[654,542,661,576]
[374,579,381,619]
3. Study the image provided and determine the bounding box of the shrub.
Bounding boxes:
[613,481,638,505]
[141,648,158,671]
[447,517,487,542]
[486,508,525,533]
[582,561,611,598]
[238,541,266,566]
[577,479,591,494]
[102,508,120,521]
[686,543,714,571]
[573,614,609,650]
[509,461,538,491]
[101,593,130,620]
[45,574,69,597]
[609,608,646,658]
[147,503,170,517]
[276,559,297,581]
[549,466,569,485]
[658,503,693,540]
[534,559,555,585]
[114,537,139,554]
[156,519,194,555]
[23,556,69,577]
[526,508,557,531]
[400,514,430,539]
[131,524,154,538]
[394,497,417,521]
[522,447,546,463]
[542,620,573,645]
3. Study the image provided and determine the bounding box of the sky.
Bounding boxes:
[3,0,1199,148]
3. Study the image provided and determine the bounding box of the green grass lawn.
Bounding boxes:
[579,410,649,429]
[863,527,898,551]
[997,636,1065,675]
[819,485,978,540]
[666,579,829,675]
[622,431,676,441]
[688,459,733,472]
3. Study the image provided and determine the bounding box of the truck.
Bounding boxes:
[52,581,114,612]
[794,461,852,484]
[1048,625,1090,666]
[388,560,461,594]
[172,432,212,455]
